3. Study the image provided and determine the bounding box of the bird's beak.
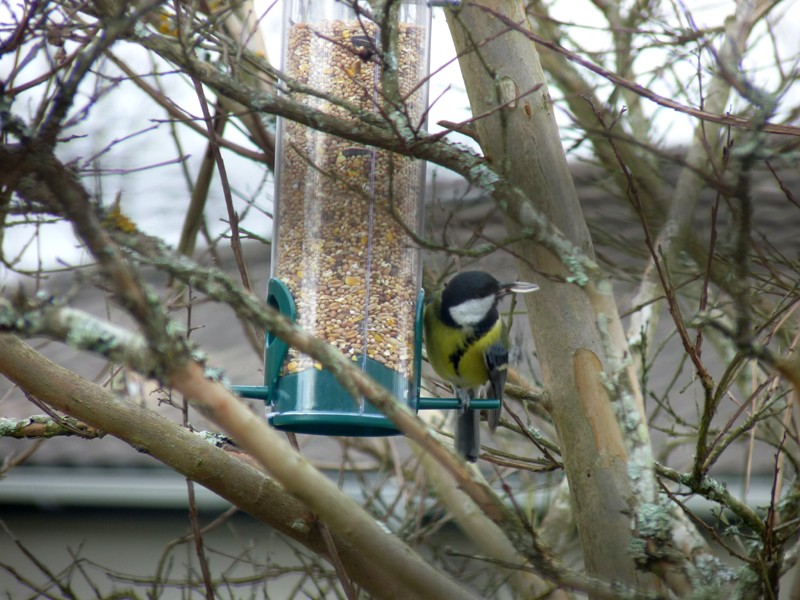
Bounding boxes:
[498,281,539,297]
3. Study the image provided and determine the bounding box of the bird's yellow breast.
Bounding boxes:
[424,297,503,390]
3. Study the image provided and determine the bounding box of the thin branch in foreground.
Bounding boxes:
[0,414,104,439]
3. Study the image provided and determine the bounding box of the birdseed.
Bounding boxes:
[274,18,427,380]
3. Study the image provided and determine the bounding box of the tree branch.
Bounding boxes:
[0,333,476,600]
[0,415,103,439]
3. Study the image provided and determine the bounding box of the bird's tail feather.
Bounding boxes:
[455,409,481,462]
[487,407,501,433]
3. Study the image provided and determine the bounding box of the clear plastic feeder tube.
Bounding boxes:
[271,0,430,413]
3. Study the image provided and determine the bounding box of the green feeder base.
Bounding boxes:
[231,282,502,437]
[268,412,400,436]
[266,357,414,437]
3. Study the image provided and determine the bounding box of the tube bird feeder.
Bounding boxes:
[266,0,430,435]
[232,0,499,436]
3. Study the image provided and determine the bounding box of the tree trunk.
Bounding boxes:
[446,1,647,588]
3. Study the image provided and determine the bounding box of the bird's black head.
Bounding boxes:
[438,271,539,330]
[440,271,502,330]
[442,271,500,306]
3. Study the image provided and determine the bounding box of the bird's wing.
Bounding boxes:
[484,343,508,432]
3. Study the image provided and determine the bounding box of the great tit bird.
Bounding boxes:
[423,271,539,462]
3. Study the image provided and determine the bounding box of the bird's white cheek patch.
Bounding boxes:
[448,296,494,327]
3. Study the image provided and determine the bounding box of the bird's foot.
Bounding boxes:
[456,388,472,414]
